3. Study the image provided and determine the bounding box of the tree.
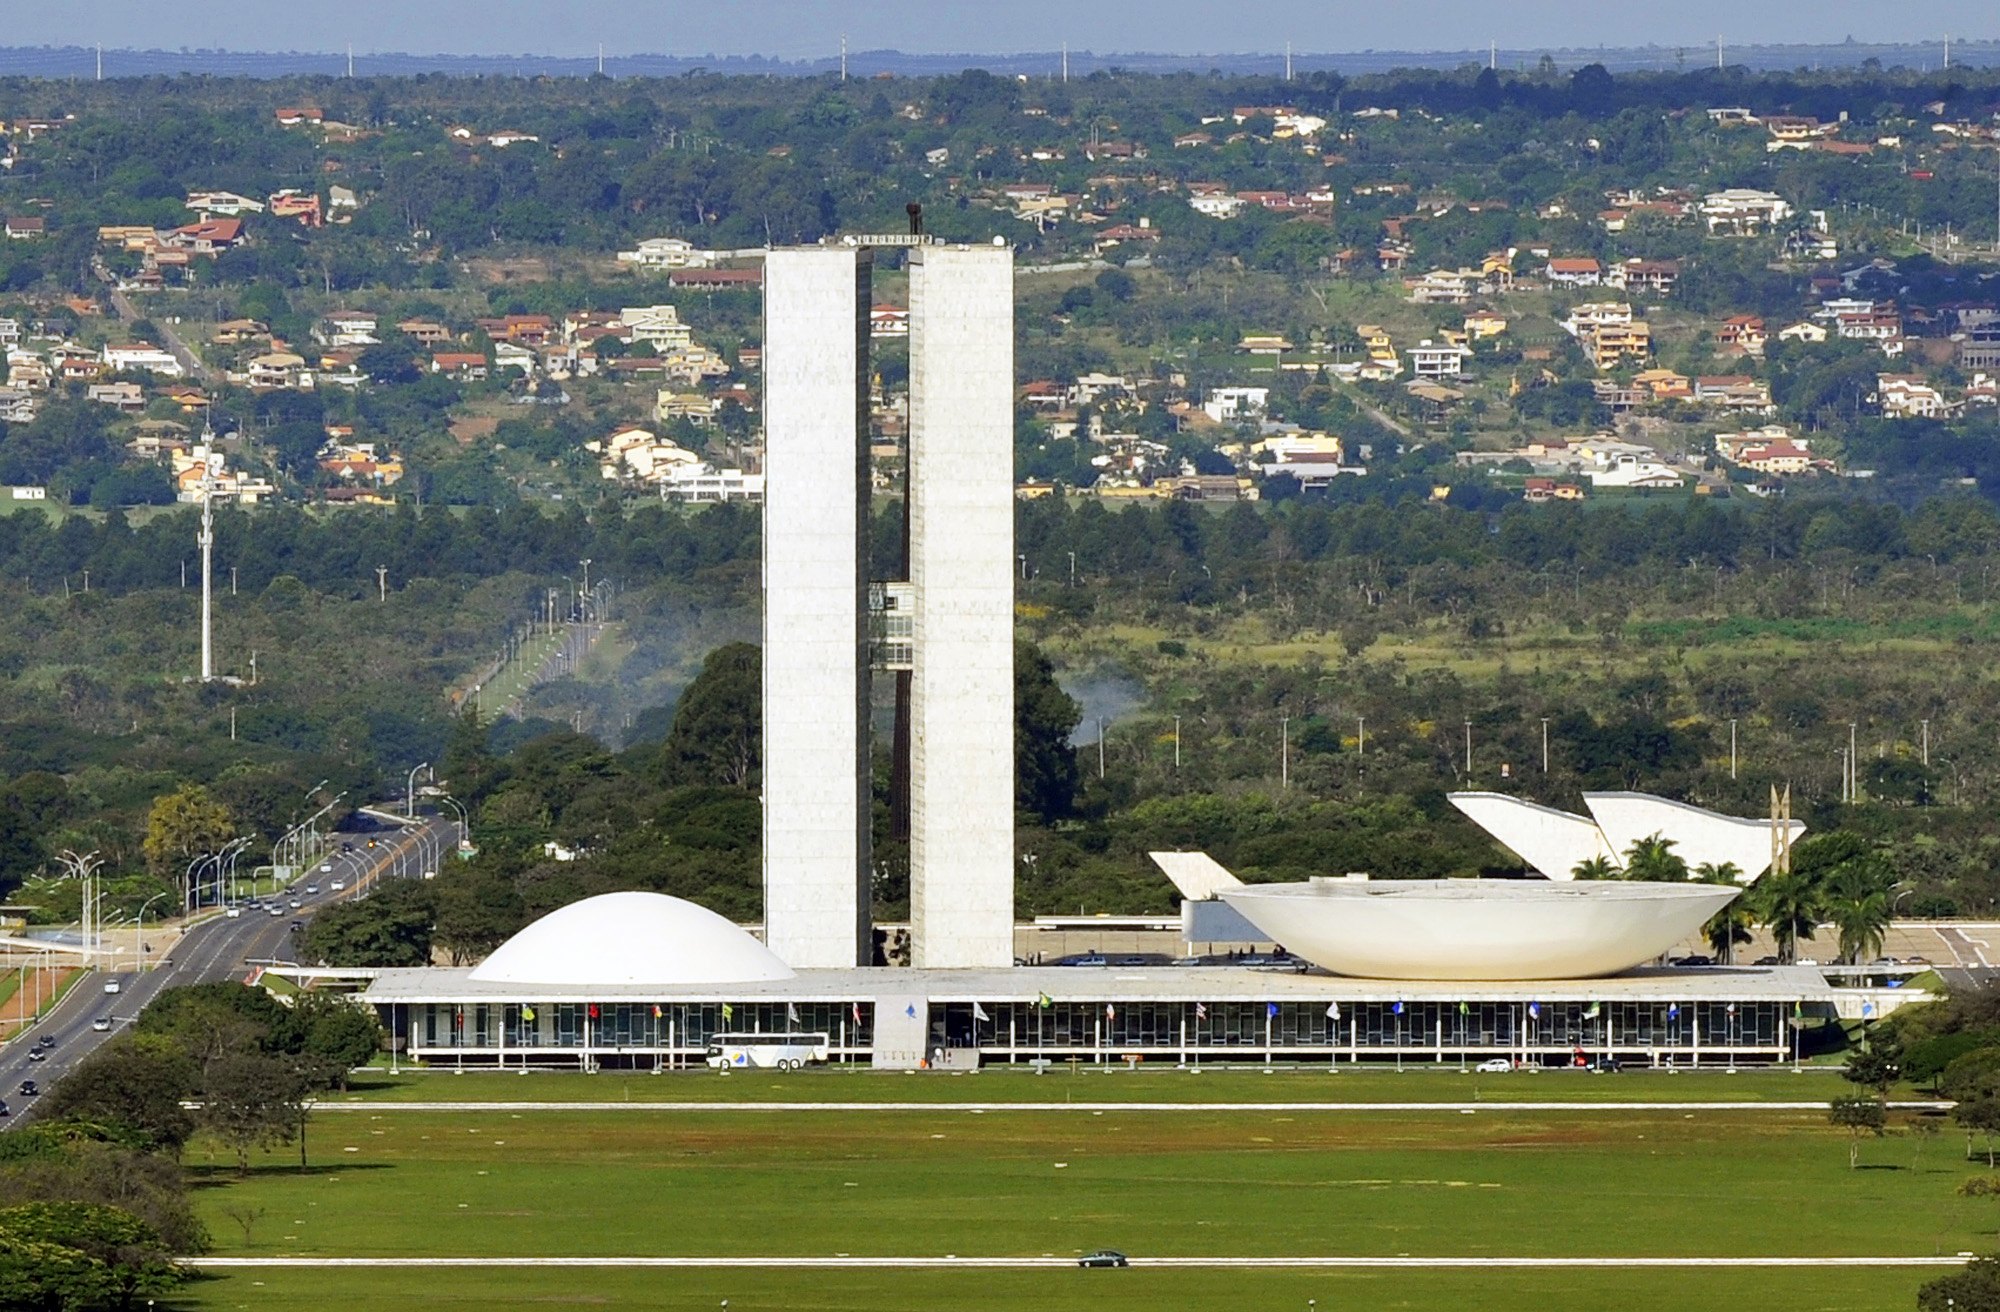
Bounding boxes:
[292,994,382,1085]
[135,982,290,1064]
[37,1036,199,1152]
[1695,863,1751,963]
[430,869,526,965]
[300,879,434,967]
[0,1201,184,1311]
[1571,855,1620,880]
[197,1051,314,1176]
[655,642,760,788]
[1016,638,1081,824]
[1825,856,1893,964]
[1957,1096,2000,1169]
[139,785,233,880]
[1622,834,1688,882]
[1920,1255,2000,1312]
[1751,868,1822,965]
[1842,1049,1900,1098]
[1828,1096,1887,1169]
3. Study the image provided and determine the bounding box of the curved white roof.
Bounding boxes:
[469,891,795,986]
[1583,792,1805,883]
[1220,879,1738,981]
[1448,793,1615,881]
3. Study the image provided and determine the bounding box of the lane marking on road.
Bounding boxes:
[308,1100,1955,1114]
[189,1255,1976,1269]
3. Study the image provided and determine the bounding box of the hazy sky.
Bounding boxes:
[12,0,1992,60]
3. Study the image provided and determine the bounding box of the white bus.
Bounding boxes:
[705,1032,831,1071]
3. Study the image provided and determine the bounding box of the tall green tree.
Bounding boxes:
[1751,868,1823,965]
[37,1036,199,1152]
[655,642,760,789]
[139,785,234,879]
[1016,638,1082,824]
[300,879,435,968]
[1695,862,1751,963]
[1622,834,1688,882]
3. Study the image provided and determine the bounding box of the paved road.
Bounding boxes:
[90,256,212,383]
[1,817,449,1125]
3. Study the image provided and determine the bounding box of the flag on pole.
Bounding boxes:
[1527,1001,1539,1019]
[852,1002,863,1026]
[722,1003,734,1022]
[1195,1002,1208,1020]
[652,1005,662,1019]
[1266,1002,1279,1018]
[1105,1003,1116,1021]
[973,1002,991,1022]
[1860,1000,1875,1018]
[1668,1003,1679,1021]
[1037,993,1054,1010]
[588,1004,599,1020]
[1584,1001,1601,1019]
[1392,999,1404,1015]
[521,1005,535,1021]
[786,1002,800,1024]
[905,1004,918,1019]
[1726,1002,1737,1017]
[1458,1000,1470,1016]
[1325,1001,1340,1020]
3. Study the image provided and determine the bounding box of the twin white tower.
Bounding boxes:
[761,240,1016,970]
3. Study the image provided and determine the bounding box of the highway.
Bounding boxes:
[1,815,450,1126]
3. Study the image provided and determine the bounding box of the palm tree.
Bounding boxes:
[1623,834,1690,882]
[1751,868,1822,965]
[1826,861,1893,965]
[1695,862,1750,964]
[1571,855,1620,880]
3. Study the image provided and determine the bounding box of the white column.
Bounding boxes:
[761,247,874,968]
[908,244,1015,968]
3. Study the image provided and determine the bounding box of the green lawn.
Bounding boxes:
[181,1265,1931,1312]
[190,1105,1988,1261]
[325,1062,1874,1105]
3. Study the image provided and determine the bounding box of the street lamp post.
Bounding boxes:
[406,763,432,819]
[133,892,170,971]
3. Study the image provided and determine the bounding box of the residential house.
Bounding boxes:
[101,343,182,376]
[1580,321,1651,370]
[1588,455,1686,489]
[655,391,718,426]
[1202,386,1269,422]
[1713,426,1800,462]
[660,465,764,503]
[213,319,269,344]
[667,268,761,291]
[1877,374,1952,418]
[1238,334,1293,355]
[431,352,490,381]
[1717,315,1768,357]
[4,216,44,240]
[185,190,264,215]
[1187,191,1245,219]
[84,381,145,410]
[1463,310,1508,340]
[397,319,453,346]
[268,190,323,227]
[1778,320,1828,343]
[320,312,379,347]
[1735,439,1816,474]
[1607,258,1681,295]
[1563,302,1634,335]
[620,305,693,351]
[1545,257,1603,286]
[1407,271,1474,305]
[0,389,37,422]
[164,217,242,255]
[615,237,712,268]
[1694,376,1775,412]
[871,305,910,338]
[1523,478,1584,502]
[1701,189,1792,235]
[1408,340,1473,380]
[246,352,311,390]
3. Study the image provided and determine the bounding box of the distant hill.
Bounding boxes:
[0,39,1993,82]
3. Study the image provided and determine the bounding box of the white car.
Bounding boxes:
[1475,1058,1514,1073]
[329,880,345,891]
[91,1018,111,1032]
[319,863,333,873]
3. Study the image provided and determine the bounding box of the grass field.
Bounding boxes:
[324,1063,1880,1105]
[178,1084,1994,1311]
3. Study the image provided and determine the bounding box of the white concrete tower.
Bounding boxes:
[761,247,874,968]
[907,245,1016,968]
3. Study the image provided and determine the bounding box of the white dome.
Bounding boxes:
[469,891,794,986]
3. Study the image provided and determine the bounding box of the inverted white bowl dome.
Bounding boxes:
[1220,879,1739,981]
[469,891,795,986]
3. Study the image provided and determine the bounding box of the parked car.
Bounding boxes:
[1586,1056,1621,1073]
[1752,955,1781,966]
[1671,955,1713,967]
[1475,1058,1513,1073]
[1078,1250,1130,1268]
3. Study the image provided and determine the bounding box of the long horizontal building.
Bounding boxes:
[352,892,1901,1072]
